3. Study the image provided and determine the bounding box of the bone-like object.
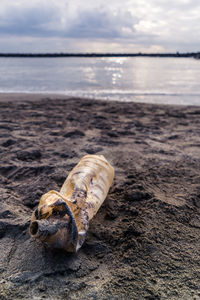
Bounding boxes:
[30,155,114,252]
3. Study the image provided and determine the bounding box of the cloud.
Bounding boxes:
[0,2,61,37]
[64,9,137,39]
[0,2,137,40]
[0,0,200,52]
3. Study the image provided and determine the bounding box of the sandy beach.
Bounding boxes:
[0,94,199,299]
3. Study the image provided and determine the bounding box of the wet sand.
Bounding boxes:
[0,94,200,299]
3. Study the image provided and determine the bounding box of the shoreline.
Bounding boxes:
[0,51,199,58]
[0,92,72,102]
[0,92,199,108]
[0,94,200,299]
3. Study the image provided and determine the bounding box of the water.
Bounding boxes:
[0,56,200,105]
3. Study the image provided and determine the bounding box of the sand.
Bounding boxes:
[0,94,199,300]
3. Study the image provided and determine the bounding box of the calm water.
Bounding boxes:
[0,56,200,105]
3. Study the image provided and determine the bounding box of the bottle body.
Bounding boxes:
[30,155,114,252]
[60,154,115,220]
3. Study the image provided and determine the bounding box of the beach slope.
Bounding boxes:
[0,95,199,299]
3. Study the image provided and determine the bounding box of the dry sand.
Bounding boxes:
[0,94,199,300]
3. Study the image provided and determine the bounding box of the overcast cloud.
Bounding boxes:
[0,0,199,52]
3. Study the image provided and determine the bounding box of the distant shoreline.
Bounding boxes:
[0,52,200,58]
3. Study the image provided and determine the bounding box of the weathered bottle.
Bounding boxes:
[29,155,114,252]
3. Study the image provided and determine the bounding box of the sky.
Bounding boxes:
[0,0,200,53]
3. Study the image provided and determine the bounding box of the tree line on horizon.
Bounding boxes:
[0,52,199,58]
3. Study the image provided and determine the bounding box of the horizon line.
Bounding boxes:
[0,51,199,58]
